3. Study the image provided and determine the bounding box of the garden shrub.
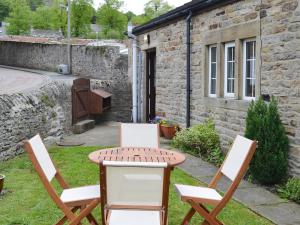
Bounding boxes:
[277,177,300,204]
[172,120,224,166]
[245,97,289,185]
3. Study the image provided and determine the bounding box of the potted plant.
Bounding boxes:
[160,119,179,139]
[0,174,5,194]
[150,116,164,137]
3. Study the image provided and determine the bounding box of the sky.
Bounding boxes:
[93,0,191,15]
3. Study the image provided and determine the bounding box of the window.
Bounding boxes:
[209,46,217,97]
[224,43,235,97]
[243,40,256,100]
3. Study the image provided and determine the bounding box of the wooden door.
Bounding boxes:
[146,50,156,122]
[72,78,90,124]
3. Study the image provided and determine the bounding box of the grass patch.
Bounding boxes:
[0,146,273,225]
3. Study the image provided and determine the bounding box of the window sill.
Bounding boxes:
[203,97,252,111]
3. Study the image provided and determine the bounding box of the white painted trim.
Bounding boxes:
[243,39,256,101]
[208,45,217,98]
[103,161,168,168]
[224,42,235,98]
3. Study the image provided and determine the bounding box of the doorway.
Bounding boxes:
[146,49,156,122]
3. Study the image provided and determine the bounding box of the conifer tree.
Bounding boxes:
[245,97,289,185]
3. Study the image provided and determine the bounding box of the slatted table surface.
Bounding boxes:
[88,147,186,167]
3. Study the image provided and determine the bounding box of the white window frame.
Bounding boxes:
[243,39,256,100]
[224,42,235,98]
[208,45,217,97]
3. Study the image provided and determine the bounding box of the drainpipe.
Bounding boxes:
[186,10,192,128]
[128,23,138,123]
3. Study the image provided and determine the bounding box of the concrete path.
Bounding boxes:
[0,65,76,94]
[63,124,300,225]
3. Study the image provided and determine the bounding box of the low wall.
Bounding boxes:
[0,41,128,80]
[0,80,73,160]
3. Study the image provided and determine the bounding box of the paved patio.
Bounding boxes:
[63,122,300,225]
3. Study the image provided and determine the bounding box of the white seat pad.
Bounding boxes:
[109,210,161,225]
[175,184,222,202]
[60,185,100,203]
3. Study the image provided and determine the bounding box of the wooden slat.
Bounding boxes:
[88,147,186,166]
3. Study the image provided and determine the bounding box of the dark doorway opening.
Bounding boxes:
[146,49,156,122]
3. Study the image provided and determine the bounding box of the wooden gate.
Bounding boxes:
[72,78,90,124]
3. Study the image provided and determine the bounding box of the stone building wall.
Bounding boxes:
[0,41,132,122]
[0,80,73,160]
[132,0,300,176]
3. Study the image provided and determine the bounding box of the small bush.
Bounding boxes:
[245,97,289,185]
[172,120,224,166]
[277,177,300,204]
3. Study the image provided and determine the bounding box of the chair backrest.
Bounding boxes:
[101,161,167,208]
[120,123,159,148]
[221,135,256,181]
[25,134,57,182]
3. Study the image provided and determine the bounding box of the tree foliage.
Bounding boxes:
[6,0,31,35]
[27,0,44,11]
[32,5,61,30]
[245,97,289,185]
[71,0,94,37]
[0,0,10,22]
[96,0,127,39]
[131,0,173,25]
[144,0,173,19]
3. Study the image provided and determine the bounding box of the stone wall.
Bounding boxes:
[0,79,73,160]
[0,42,128,80]
[0,41,132,122]
[131,0,300,176]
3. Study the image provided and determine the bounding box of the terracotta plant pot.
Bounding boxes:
[161,125,177,139]
[159,124,164,137]
[0,174,5,194]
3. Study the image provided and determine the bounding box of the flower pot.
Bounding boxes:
[0,174,5,194]
[159,124,164,137]
[161,125,177,139]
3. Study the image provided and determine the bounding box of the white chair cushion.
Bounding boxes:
[175,184,222,203]
[60,185,100,204]
[109,210,161,225]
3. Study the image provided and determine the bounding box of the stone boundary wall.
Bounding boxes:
[0,41,128,81]
[0,41,132,122]
[0,80,73,160]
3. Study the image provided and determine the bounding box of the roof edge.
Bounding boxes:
[132,0,240,35]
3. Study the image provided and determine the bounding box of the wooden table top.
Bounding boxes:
[88,147,186,167]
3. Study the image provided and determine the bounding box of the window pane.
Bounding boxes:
[227,62,234,78]
[245,79,255,97]
[211,63,216,78]
[228,47,235,61]
[246,41,256,59]
[211,79,216,94]
[246,60,255,78]
[211,47,217,62]
[227,79,234,93]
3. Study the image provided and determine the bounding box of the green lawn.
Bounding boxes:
[0,146,273,225]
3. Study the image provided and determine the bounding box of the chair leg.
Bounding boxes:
[181,208,196,225]
[69,200,99,225]
[54,207,81,225]
[86,213,99,225]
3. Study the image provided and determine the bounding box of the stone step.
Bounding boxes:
[73,119,95,134]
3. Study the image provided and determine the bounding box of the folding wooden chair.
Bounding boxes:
[23,134,101,225]
[120,123,160,148]
[99,161,171,225]
[175,135,257,225]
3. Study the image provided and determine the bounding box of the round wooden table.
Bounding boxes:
[88,147,186,167]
